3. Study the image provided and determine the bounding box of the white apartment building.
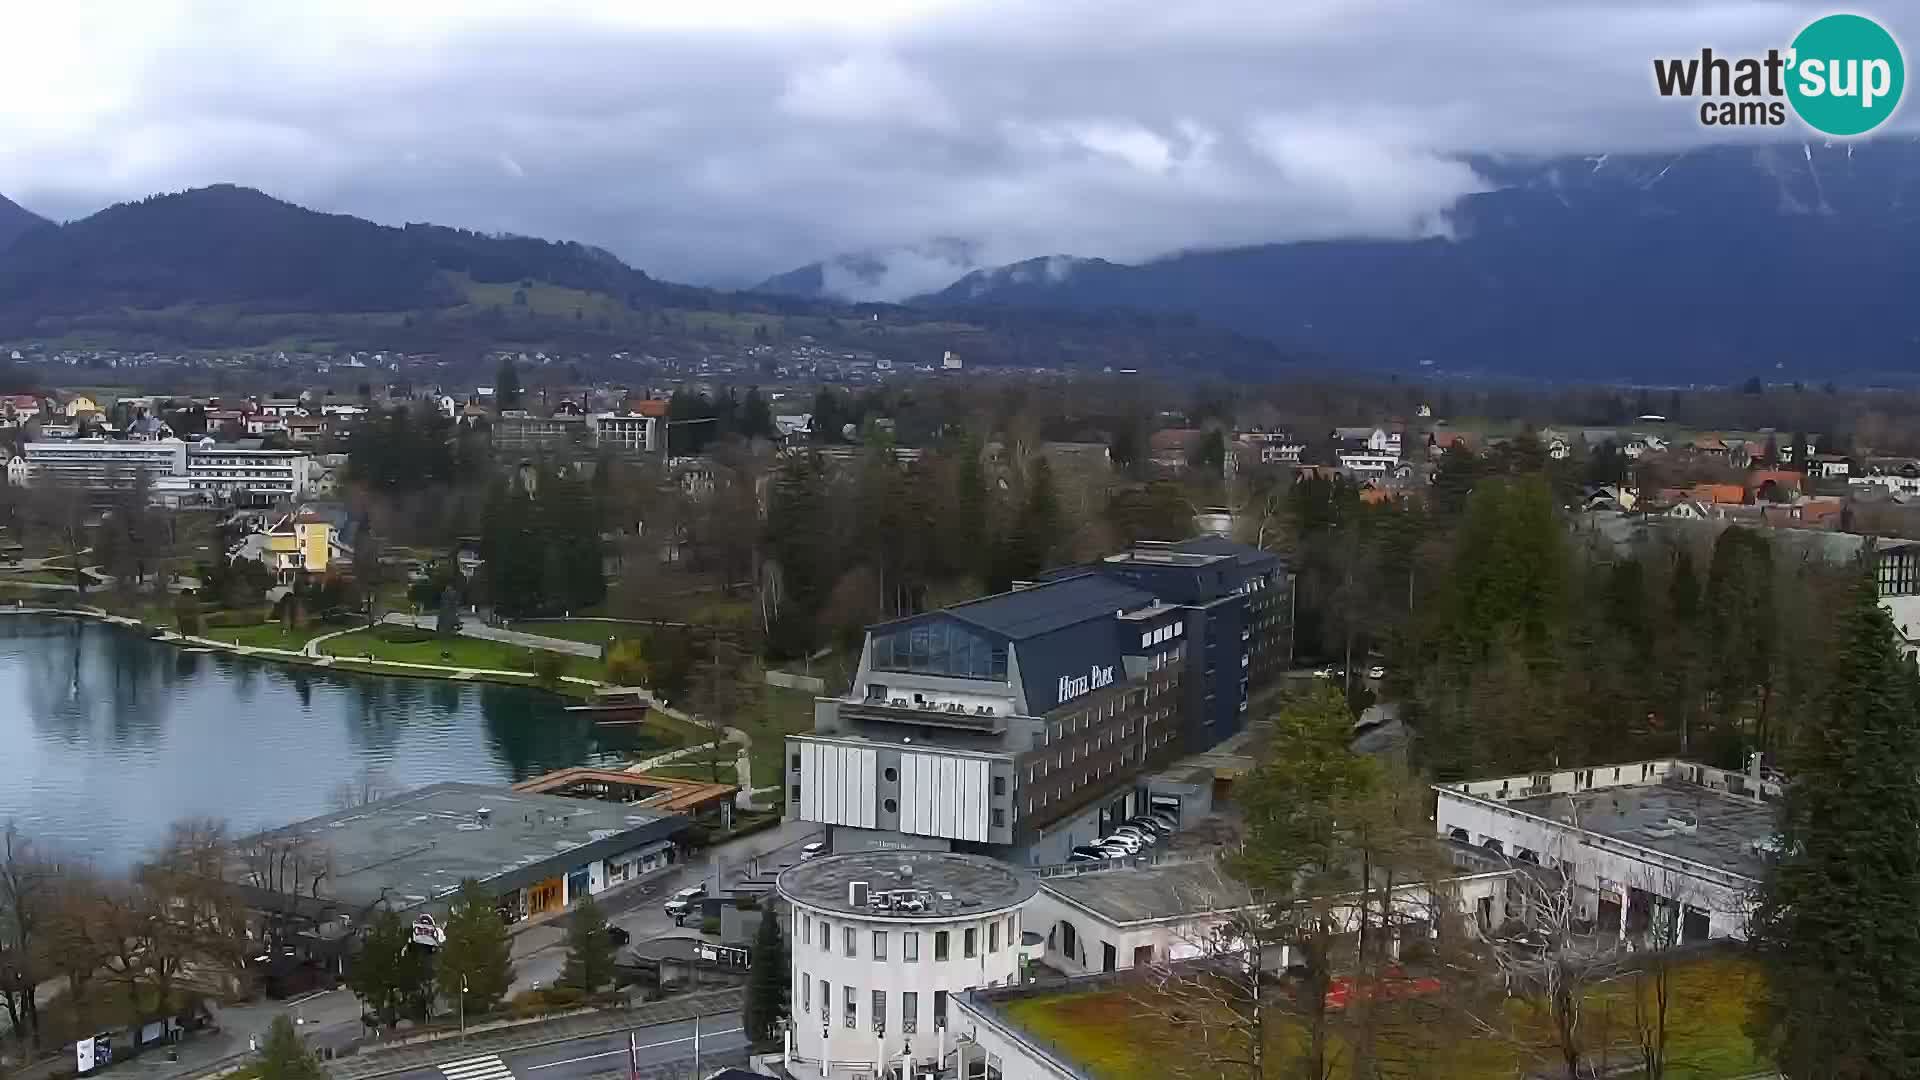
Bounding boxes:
[586,412,659,454]
[1433,758,1779,943]
[185,440,311,501]
[22,439,189,489]
[779,851,1039,1080]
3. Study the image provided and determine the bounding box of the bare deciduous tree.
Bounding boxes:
[0,822,54,1047]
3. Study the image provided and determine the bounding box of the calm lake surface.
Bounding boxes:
[0,614,672,866]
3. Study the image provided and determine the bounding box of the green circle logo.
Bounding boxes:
[1787,14,1904,136]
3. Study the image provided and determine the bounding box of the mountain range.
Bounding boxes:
[775,139,1920,383]
[0,185,1285,375]
[0,194,46,253]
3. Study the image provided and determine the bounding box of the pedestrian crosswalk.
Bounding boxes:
[439,1053,515,1080]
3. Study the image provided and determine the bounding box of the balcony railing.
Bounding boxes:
[843,699,1009,733]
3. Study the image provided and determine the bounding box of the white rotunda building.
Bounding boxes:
[777,850,1040,1079]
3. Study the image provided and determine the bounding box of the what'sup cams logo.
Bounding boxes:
[1654,13,1904,135]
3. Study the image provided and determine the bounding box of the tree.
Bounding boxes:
[1232,686,1384,1080]
[743,909,790,1043]
[0,823,51,1046]
[349,909,432,1027]
[558,895,616,994]
[1479,839,1626,1080]
[257,1014,324,1080]
[496,357,522,410]
[740,388,775,440]
[1749,575,1920,1078]
[437,584,460,637]
[437,880,513,1016]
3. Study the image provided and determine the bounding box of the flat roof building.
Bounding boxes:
[235,782,691,931]
[1435,758,1780,943]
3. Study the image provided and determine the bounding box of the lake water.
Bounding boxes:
[0,614,673,866]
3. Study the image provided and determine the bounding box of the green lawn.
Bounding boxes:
[999,952,1767,1080]
[319,627,605,681]
[650,752,740,785]
[0,570,79,585]
[738,684,818,794]
[211,622,325,651]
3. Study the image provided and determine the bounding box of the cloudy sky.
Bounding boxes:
[5,0,1915,296]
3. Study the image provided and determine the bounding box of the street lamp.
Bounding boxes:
[458,974,468,1040]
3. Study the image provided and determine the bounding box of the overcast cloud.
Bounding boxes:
[4,0,1915,296]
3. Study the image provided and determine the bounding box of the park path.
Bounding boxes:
[380,612,602,657]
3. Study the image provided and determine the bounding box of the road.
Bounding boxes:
[380,1014,746,1080]
[508,816,822,993]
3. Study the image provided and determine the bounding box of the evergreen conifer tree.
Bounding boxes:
[1749,576,1920,1076]
[558,895,616,994]
[743,908,790,1043]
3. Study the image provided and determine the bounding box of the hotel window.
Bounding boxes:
[991,808,1005,827]
[934,990,949,1027]
[989,922,1000,952]
[935,931,949,961]
[873,990,887,1032]
[802,973,811,1012]
[993,775,1006,795]
[902,991,919,1034]
[845,985,857,1028]
[905,932,919,961]
[820,921,831,952]
[821,980,831,1017]
[844,926,857,957]
[873,930,887,960]
[964,928,978,958]
[801,913,810,945]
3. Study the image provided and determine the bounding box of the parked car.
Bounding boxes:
[1124,816,1167,837]
[1097,846,1133,859]
[1067,852,1106,863]
[1111,826,1156,845]
[606,925,632,947]
[1148,812,1179,831]
[799,841,828,861]
[663,885,706,920]
[1071,844,1111,858]
[1101,834,1144,853]
[1367,665,1387,680]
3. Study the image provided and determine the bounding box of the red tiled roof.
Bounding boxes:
[630,398,669,418]
[1692,483,1746,506]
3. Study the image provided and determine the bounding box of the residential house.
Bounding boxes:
[1332,426,1397,457]
[1689,435,1731,459]
[1851,460,1920,497]
[1428,429,1474,455]
[62,394,100,418]
[1808,453,1852,480]
[1746,470,1803,503]
[285,416,329,444]
[1538,428,1571,461]
[230,510,352,582]
[1148,429,1202,471]
[1234,427,1304,465]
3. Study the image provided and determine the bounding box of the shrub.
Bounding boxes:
[529,650,567,686]
[700,916,721,936]
[605,638,648,685]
